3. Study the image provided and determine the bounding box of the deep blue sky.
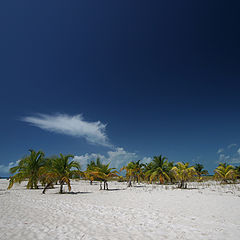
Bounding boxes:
[1,1,240,175]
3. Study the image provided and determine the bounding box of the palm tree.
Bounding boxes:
[42,154,81,194]
[235,166,240,179]
[121,160,145,185]
[145,155,170,184]
[170,162,196,189]
[8,149,45,189]
[214,163,237,183]
[121,161,138,187]
[142,162,154,183]
[131,160,145,183]
[194,163,209,180]
[90,159,119,190]
[85,158,101,185]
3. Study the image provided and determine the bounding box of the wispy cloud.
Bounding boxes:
[22,113,112,147]
[217,144,240,164]
[142,157,152,163]
[217,148,224,154]
[74,147,150,170]
[237,148,240,155]
[227,143,237,149]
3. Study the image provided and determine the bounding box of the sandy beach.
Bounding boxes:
[0,179,240,240]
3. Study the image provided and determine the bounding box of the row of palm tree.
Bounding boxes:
[8,149,118,193]
[121,156,199,189]
[121,155,240,188]
[8,150,81,194]
[7,150,240,193]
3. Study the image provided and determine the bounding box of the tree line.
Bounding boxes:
[7,149,240,194]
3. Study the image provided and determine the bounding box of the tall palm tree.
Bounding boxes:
[170,162,196,189]
[145,155,170,184]
[214,163,237,183]
[42,154,81,194]
[90,159,119,190]
[194,163,209,180]
[8,149,45,189]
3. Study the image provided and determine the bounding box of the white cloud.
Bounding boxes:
[228,158,240,164]
[142,157,152,163]
[107,147,138,169]
[219,154,230,162]
[217,148,224,154]
[237,148,240,155]
[227,143,237,149]
[216,145,240,164]
[0,160,19,176]
[22,113,112,147]
[74,153,106,169]
[74,147,150,170]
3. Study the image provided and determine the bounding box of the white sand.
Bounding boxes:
[0,179,240,240]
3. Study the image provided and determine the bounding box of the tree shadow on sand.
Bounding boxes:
[105,188,126,191]
[64,191,93,194]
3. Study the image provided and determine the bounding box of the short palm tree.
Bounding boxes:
[42,154,81,194]
[132,160,145,183]
[214,163,237,183]
[145,155,170,184]
[121,161,138,187]
[142,162,154,183]
[8,149,45,189]
[170,162,196,189]
[194,163,209,181]
[90,159,119,190]
[84,158,102,185]
[235,166,240,178]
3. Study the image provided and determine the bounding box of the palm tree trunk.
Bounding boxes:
[42,182,52,194]
[60,181,64,193]
[34,181,38,189]
[179,180,185,189]
[99,181,102,190]
[103,181,108,190]
[128,176,132,187]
